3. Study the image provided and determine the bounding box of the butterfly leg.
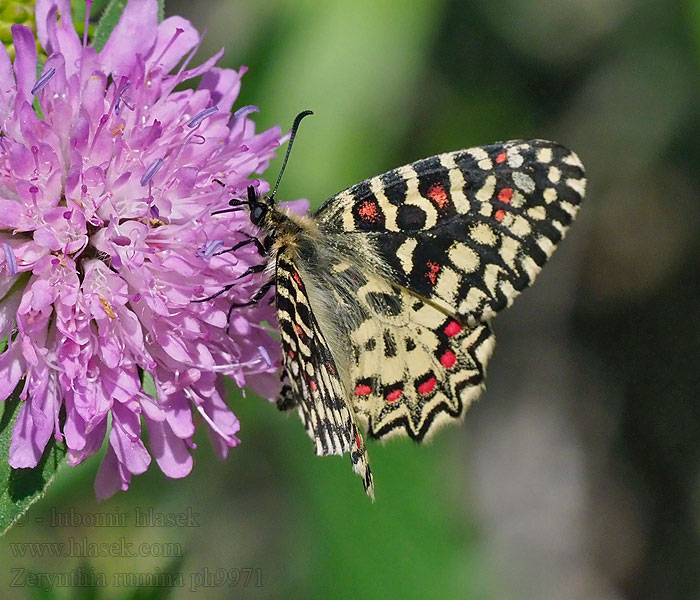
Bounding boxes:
[191,266,268,304]
[226,279,275,325]
[226,280,274,332]
[214,235,266,257]
[236,263,267,280]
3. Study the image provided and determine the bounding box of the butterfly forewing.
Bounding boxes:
[315,140,585,322]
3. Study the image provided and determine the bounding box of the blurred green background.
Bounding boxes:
[3,1,700,598]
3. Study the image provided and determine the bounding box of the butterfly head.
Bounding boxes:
[247,185,271,226]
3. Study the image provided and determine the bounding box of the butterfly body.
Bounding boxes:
[246,139,586,498]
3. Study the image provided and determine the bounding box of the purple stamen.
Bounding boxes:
[140,158,164,186]
[197,239,224,258]
[90,114,110,154]
[194,401,236,445]
[3,243,17,275]
[258,346,272,367]
[31,145,39,171]
[83,1,93,48]
[31,67,56,95]
[112,235,131,246]
[155,27,185,66]
[114,416,140,442]
[187,106,219,128]
[132,293,141,302]
[150,204,160,218]
[234,105,259,119]
[115,82,131,116]
[28,186,39,207]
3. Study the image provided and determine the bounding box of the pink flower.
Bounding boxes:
[0,0,282,498]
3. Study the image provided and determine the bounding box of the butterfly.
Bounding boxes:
[214,112,586,499]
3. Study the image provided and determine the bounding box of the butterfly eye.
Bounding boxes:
[250,204,267,225]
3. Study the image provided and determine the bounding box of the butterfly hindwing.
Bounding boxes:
[346,268,495,440]
[315,139,585,322]
[275,249,374,496]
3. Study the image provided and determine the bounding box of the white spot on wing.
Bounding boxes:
[475,174,496,203]
[397,237,418,274]
[434,266,459,306]
[566,177,586,197]
[448,242,480,273]
[537,147,553,163]
[470,222,497,246]
[512,171,536,194]
[440,153,469,213]
[507,150,524,168]
[543,188,557,204]
[563,152,584,169]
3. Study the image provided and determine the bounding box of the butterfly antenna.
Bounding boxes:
[269,110,313,203]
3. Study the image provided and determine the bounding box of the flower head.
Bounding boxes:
[0,0,282,498]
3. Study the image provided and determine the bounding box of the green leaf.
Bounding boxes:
[92,0,166,51]
[141,370,157,398]
[71,0,111,24]
[0,388,67,535]
[32,61,44,120]
[92,0,127,52]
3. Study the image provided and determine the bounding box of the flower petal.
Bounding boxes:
[11,25,37,106]
[145,416,193,478]
[198,67,243,114]
[150,16,199,73]
[0,344,25,403]
[94,445,130,500]
[100,0,159,76]
[35,0,74,53]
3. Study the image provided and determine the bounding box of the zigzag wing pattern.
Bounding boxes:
[341,266,496,441]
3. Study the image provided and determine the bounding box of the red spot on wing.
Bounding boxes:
[495,209,506,222]
[358,200,380,222]
[309,379,318,391]
[496,152,507,163]
[296,324,303,335]
[418,376,437,395]
[498,187,513,203]
[386,389,402,403]
[292,271,302,287]
[354,384,371,396]
[444,320,462,337]
[427,184,449,208]
[425,260,441,285]
[327,363,336,375]
[288,350,295,358]
[355,433,363,450]
[440,349,457,368]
